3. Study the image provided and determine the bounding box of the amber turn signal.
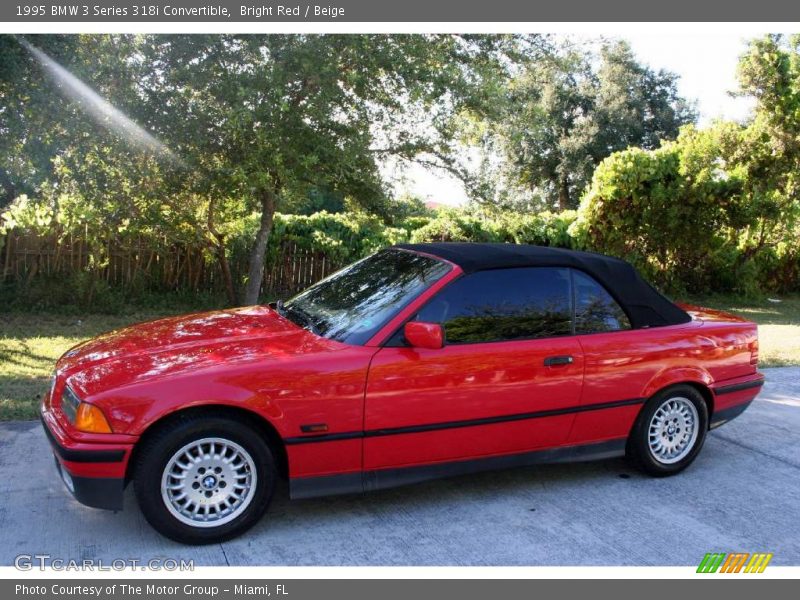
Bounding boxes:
[75,402,113,433]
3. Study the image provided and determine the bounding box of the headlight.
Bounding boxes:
[61,386,112,433]
[61,386,80,423]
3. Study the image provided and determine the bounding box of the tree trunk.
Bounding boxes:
[216,240,237,306]
[205,195,239,306]
[557,174,570,212]
[0,166,18,210]
[242,189,277,305]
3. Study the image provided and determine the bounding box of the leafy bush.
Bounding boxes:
[571,123,800,296]
[264,211,410,264]
[410,206,577,247]
[4,163,798,311]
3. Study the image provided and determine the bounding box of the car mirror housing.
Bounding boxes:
[404,321,444,350]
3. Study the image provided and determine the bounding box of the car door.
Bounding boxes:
[363,267,584,471]
[566,269,651,443]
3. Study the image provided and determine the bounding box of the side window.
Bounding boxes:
[416,267,572,344]
[573,270,631,334]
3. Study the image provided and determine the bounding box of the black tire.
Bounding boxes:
[627,384,709,477]
[133,412,276,544]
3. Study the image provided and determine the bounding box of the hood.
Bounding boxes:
[57,306,343,397]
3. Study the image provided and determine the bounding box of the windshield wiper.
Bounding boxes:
[284,304,321,336]
[271,300,318,334]
[272,299,286,316]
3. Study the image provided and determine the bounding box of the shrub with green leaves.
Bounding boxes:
[571,134,734,292]
[266,211,410,263]
[410,206,577,247]
[571,119,799,296]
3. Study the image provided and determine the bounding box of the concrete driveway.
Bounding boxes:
[1,367,799,566]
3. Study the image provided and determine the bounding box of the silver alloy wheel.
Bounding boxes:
[161,437,257,528]
[647,397,700,464]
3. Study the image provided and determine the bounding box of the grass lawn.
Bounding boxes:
[2,296,799,421]
[687,295,800,369]
[0,311,177,421]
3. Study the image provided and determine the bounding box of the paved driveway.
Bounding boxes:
[1,367,799,566]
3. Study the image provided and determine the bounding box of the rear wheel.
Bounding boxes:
[134,413,275,544]
[628,385,708,476]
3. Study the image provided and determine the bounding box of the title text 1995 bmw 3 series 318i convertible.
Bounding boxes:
[41,243,764,544]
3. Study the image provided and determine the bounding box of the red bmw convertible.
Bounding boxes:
[41,243,764,543]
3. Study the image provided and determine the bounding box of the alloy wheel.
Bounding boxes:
[647,397,700,464]
[160,437,257,527]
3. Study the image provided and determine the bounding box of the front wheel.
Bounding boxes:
[134,413,276,544]
[627,385,708,476]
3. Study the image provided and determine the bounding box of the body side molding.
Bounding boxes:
[285,398,645,445]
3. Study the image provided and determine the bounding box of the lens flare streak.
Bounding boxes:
[19,37,179,163]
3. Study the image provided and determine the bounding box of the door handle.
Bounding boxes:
[544,355,573,367]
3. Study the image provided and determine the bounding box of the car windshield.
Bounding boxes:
[282,248,451,345]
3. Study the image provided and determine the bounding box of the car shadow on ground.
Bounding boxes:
[6,391,800,567]
[240,455,638,541]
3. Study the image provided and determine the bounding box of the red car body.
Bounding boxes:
[41,245,764,516]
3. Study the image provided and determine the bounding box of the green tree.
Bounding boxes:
[127,34,519,304]
[1,35,233,300]
[487,40,696,211]
[0,35,83,209]
[570,35,800,295]
[734,35,800,279]
[2,34,529,305]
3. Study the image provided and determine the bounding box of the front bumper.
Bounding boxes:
[52,455,125,510]
[40,414,133,511]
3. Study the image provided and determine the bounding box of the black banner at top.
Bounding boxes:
[2,0,800,22]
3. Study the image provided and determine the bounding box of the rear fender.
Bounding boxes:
[641,366,714,400]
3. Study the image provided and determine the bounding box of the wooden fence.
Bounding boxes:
[0,231,343,298]
[262,240,342,297]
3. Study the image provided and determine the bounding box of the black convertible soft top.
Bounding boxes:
[395,242,691,329]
